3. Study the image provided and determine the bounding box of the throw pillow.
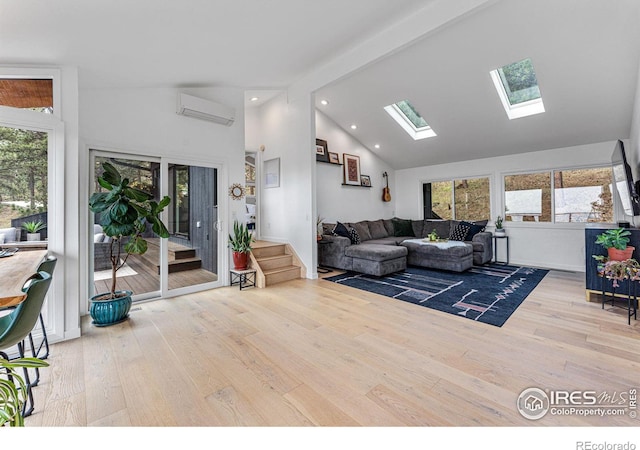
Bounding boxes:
[392,218,414,237]
[368,220,388,240]
[449,223,471,241]
[332,222,351,239]
[94,233,105,243]
[348,227,361,245]
[461,221,485,240]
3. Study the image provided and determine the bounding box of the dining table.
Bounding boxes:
[0,249,47,308]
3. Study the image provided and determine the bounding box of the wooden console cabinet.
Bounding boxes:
[585,225,640,301]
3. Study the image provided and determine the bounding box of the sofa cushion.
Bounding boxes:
[411,220,424,238]
[392,218,414,237]
[424,220,451,240]
[0,227,17,243]
[368,219,388,240]
[323,223,335,235]
[449,222,471,241]
[351,221,372,241]
[460,221,485,240]
[383,219,395,236]
[332,222,351,239]
[345,243,407,262]
[349,227,361,245]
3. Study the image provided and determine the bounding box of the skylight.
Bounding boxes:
[384,100,436,140]
[490,58,545,120]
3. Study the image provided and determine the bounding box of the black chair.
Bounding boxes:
[0,271,53,416]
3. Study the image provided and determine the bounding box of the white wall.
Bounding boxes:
[79,85,246,308]
[251,92,316,276]
[395,141,618,272]
[315,110,395,224]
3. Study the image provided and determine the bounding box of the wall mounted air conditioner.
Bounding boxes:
[176,93,235,126]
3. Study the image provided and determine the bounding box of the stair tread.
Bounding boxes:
[262,265,300,275]
[256,254,291,262]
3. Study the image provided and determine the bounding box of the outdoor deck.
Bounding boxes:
[93,252,218,296]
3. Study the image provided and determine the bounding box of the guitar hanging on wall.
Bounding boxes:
[382,172,391,202]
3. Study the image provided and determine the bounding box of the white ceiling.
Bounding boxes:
[315,0,640,169]
[1,0,639,169]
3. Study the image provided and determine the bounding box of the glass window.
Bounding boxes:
[490,58,545,119]
[554,168,613,223]
[0,79,53,113]
[424,177,490,221]
[454,177,491,221]
[384,99,436,140]
[504,172,551,222]
[169,165,190,237]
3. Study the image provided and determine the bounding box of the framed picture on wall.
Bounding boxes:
[328,152,340,164]
[264,157,280,188]
[360,175,371,187]
[343,153,361,185]
[316,138,329,162]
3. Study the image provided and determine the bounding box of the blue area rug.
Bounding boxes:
[324,264,549,327]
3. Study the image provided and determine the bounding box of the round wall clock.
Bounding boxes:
[229,183,245,200]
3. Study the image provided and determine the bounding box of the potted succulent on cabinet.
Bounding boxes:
[21,220,45,241]
[88,161,171,326]
[228,220,254,270]
[594,227,634,261]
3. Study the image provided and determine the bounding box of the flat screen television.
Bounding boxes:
[611,139,640,217]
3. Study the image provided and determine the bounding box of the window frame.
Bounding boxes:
[422,174,492,221]
[501,163,615,228]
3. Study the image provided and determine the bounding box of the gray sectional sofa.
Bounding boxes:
[319,218,492,276]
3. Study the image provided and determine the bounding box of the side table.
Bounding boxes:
[493,235,509,265]
[230,268,256,290]
[317,238,333,274]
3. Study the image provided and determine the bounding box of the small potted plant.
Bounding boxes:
[594,228,634,261]
[0,357,49,426]
[228,220,254,270]
[494,215,505,237]
[427,229,439,241]
[21,220,45,241]
[89,161,171,326]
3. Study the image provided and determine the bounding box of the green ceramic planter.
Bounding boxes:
[90,290,133,327]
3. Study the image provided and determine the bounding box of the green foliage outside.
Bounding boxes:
[0,127,48,227]
[499,58,541,104]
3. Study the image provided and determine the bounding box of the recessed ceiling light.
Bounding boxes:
[320,99,329,106]
[350,124,357,130]
[250,97,259,102]
[374,144,380,149]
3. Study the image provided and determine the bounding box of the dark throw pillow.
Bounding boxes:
[332,222,351,239]
[348,227,361,245]
[449,223,471,241]
[392,218,415,237]
[461,221,485,240]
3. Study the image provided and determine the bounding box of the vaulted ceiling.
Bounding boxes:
[1,0,639,169]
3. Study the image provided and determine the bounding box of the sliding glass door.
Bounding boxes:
[91,151,223,302]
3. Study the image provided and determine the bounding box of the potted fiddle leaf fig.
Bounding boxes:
[88,161,171,326]
[228,220,254,270]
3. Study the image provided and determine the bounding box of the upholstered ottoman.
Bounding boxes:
[401,239,473,272]
[344,244,407,276]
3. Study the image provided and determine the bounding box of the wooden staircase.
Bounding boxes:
[249,240,305,288]
[139,239,202,274]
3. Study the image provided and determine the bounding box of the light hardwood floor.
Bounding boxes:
[26,269,639,426]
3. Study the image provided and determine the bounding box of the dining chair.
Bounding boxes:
[0,271,52,417]
[27,254,57,361]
